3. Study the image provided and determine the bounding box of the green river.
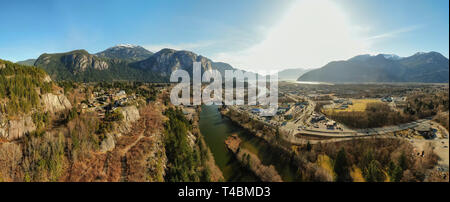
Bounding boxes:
[199,105,299,182]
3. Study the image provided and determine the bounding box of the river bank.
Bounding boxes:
[225,134,283,182]
[199,105,259,181]
[202,105,448,182]
[199,105,300,181]
[193,106,224,182]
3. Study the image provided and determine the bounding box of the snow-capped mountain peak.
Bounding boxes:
[414,52,427,56]
[381,54,402,60]
[115,44,139,48]
[95,44,153,61]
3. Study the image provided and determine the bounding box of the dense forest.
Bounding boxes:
[0,59,53,116]
[325,91,449,129]
[326,103,415,129]
[407,91,449,130]
[163,107,211,182]
[294,138,441,182]
[93,81,165,102]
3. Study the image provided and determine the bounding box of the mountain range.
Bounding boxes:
[17,45,450,83]
[32,45,239,82]
[298,52,449,83]
[17,58,36,66]
[276,68,308,81]
[95,44,153,62]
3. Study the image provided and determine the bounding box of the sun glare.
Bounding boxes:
[216,0,369,72]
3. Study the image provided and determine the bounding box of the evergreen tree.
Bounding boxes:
[334,148,351,182]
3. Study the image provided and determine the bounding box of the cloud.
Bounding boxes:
[211,0,371,73]
[367,25,423,40]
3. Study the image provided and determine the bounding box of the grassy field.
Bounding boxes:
[316,154,335,179]
[324,99,382,113]
[350,165,365,182]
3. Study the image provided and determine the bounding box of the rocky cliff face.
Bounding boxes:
[121,106,140,123]
[132,48,213,77]
[99,105,141,152]
[0,59,63,140]
[41,93,73,113]
[33,46,242,82]
[0,93,72,140]
[117,105,141,134]
[0,115,36,140]
[60,52,109,73]
[35,50,109,75]
[43,75,52,83]
[100,133,116,153]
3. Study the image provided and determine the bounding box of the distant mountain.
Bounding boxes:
[380,54,403,60]
[348,54,372,62]
[277,68,309,81]
[349,54,402,62]
[210,61,265,81]
[34,47,243,82]
[131,48,249,78]
[17,59,36,66]
[131,48,214,77]
[36,50,109,74]
[397,52,449,82]
[34,49,163,82]
[298,51,449,83]
[211,61,235,75]
[95,44,153,61]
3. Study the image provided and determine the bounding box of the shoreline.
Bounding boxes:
[224,134,283,182]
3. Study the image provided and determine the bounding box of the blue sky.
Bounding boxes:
[0,0,448,71]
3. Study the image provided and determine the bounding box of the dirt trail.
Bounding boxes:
[117,114,148,182]
[116,101,165,182]
[118,130,145,156]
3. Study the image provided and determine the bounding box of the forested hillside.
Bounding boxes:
[0,59,53,116]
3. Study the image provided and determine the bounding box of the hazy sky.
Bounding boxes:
[0,0,448,72]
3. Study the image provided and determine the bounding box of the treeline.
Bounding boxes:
[294,138,440,182]
[326,91,449,129]
[225,108,284,144]
[223,107,438,182]
[433,112,449,131]
[405,91,449,119]
[327,103,415,129]
[0,59,53,116]
[163,107,210,182]
[94,81,161,102]
[57,81,78,95]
